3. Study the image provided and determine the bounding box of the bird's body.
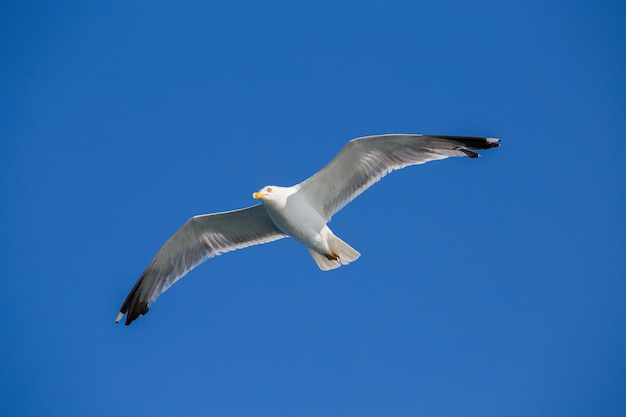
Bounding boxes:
[253,185,360,268]
[116,134,500,325]
[258,186,320,248]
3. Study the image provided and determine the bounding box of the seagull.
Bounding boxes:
[116,134,500,325]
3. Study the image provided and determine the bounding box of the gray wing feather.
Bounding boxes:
[297,134,500,220]
[117,204,286,325]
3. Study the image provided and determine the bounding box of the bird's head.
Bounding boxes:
[253,185,293,205]
[253,185,278,201]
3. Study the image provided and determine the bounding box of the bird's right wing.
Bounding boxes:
[116,204,286,325]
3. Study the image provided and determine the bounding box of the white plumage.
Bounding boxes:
[116,134,500,325]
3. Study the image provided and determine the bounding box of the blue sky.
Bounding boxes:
[2,1,625,416]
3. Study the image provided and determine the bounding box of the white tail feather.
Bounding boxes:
[307,233,361,271]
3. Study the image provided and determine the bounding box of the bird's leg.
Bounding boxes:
[324,251,340,261]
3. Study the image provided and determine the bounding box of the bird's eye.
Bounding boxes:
[267,187,272,192]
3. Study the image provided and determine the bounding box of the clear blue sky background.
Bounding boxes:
[2,1,625,416]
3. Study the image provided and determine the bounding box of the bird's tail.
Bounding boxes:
[308,233,361,271]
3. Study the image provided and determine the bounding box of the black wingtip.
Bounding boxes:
[429,135,501,156]
[117,301,149,326]
[117,273,152,326]
[115,304,149,326]
[459,148,480,158]
[429,135,501,150]
[125,303,149,326]
[485,137,501,148]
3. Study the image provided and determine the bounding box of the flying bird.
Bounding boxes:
[116,134,500,325]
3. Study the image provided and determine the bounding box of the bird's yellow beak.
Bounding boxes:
[253,192,265,199]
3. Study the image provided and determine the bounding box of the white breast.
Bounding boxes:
[263,190,330,253]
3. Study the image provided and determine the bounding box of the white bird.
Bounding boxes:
[116,134,500,325]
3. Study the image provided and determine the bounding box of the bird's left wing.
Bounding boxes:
[116,204,286,325]
[297,134,500,220]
